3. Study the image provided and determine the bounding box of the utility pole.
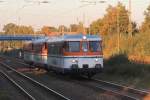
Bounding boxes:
[83,13,86,35]
[88,17,91,35]
[128,0,132,37]
[117,2,120,53]
[80,0,106,35]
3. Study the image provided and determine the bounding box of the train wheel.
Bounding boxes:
[87,72,96,79]
[87,73,93,79]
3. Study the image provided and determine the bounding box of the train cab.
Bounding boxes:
[47,34,103,78]
[62,35,103,77]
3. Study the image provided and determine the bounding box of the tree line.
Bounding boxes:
[1,2,149,36]
[0,2,150,57]
[0,22,85,35]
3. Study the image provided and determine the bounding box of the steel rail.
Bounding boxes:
[0,62,70,100]
[93,78,149,100]
[75,76,137,100]
[0,71,35,100]
[0,55,30,67]
[95,85,137,100]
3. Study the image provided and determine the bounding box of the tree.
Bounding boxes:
[2,23,35,50]
[69,22,86,34]
[41,26,51,35]
[77,22,85,33]
[90,2,130,35]
[90,19,103,34]
[17,26,34,34]
[70,24,78,32]
[3,23,34,35]
[58,25,68,32]
[141,5,150,32]
[41,26,57,35]
[3,23,17,34]
[0,32,4,34]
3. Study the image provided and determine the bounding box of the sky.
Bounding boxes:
[0,0,150,31]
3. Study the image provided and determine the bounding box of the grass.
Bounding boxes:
[0,91,10,100]
[95,54,150,89]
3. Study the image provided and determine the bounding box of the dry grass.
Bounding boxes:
[95,54,150,90]
[128,55,150,64]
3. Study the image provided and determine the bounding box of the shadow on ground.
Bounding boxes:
[0,49,23,58]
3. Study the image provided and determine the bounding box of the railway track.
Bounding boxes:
[1,55,149,100]
[0,71,35,100]
[0,55,30,67]
[0,62,70,100]
[91,78,149,100]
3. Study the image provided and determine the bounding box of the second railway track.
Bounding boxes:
[0,62,70,100]
[91,78,149,100]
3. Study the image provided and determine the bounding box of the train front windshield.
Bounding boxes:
[82,41,88,52]
[89,41,101,52]
[64,41,101,53]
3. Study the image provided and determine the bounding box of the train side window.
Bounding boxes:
[64,41,80,52]
[48,43,62,55]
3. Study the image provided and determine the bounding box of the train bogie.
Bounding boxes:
[32,54,47,67]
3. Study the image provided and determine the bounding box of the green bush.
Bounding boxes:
[104,54,145,77]
[0,93,9,100]
[105,54,130,66]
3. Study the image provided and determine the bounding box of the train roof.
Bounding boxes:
[47,34,102,43]
[32,37,49,44]
[31,34,102,44]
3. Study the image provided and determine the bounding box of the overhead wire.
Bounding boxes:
[1,0,105,30]
[47,3,95,22]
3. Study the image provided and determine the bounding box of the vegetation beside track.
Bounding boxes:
[95,54,150,89]
[0,91,9,100]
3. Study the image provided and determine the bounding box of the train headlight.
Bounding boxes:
[83,36,87,40]
[72,59,78,63]
[95,58,98,62]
